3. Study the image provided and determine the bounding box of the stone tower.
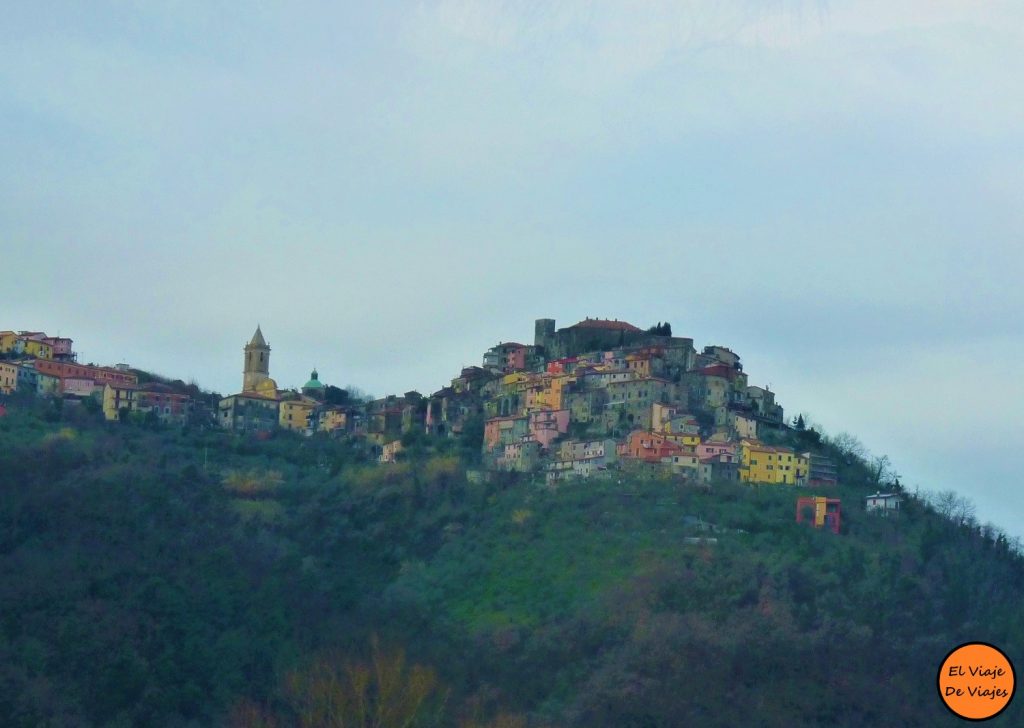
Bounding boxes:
[243,325,271,392]
[535,318,556,350]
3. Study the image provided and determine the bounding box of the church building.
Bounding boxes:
[219,326,283,432]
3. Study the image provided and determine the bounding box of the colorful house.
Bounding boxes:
[103,383,138,421]
[697,441,737,460]
[796,496,841,534]
[36,371,61,396]
[665,431,701,448]
[739,440,799,485]
[43,336,74,360]
[0,362,18,394]
[62,377,99,397]
[484,415,529,451]
[527,408,570,450]
[135,384,192,424]
[621,430,685,462]
[0,331,18,353]
[33,360,138,387]
[315,406,348,434]
[16,364,38,393]
[279,396,317,433]
[21,339,54,360]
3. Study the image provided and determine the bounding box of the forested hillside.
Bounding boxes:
[2,398,1022,726]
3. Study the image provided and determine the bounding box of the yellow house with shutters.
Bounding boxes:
[740,440,800,484]
[0,331,18,353]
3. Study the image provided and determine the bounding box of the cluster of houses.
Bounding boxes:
[4,320,908,529]
[212,318,842,488]
[0,330,195,425]
[443,317,839,487]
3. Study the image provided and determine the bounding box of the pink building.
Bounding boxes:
[528,409,570,450]
[696,441,737,460]
[43,337,74,359]
[62,377,98,397]
[505,343,527,372]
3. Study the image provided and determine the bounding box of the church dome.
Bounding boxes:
[303,369,325,391]
[254,377,279,397]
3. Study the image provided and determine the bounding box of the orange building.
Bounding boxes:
[33,359,137,387]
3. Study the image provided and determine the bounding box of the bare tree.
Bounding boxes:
[929,490,977,527]
[869,454,893,486]
[829,432,868,463]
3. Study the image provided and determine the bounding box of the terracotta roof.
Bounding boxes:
[568,318,642,332]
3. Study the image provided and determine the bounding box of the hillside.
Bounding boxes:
[1,399,1022,726]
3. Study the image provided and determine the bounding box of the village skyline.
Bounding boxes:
[4,3,1021,540]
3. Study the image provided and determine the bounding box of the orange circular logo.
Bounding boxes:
[938,642,1016,721]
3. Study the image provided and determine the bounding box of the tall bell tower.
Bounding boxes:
[243,325,271,392]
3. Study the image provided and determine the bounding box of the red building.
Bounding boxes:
[33,360,137,388]
[796,496,841,534]
[135,383,193,424]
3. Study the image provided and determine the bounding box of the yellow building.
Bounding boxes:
[318,407,347,434]
[279,397,317,433]
[666,432,701,448]
[0,331,18,353]
[625,355,652,378]
[103,383,137,421]
[23,339,53,360]
[794,452,810,485]
[651,402,677,433]
[0,362,18,393]
[380,439,404,463]
[500,372,531,395]
[545,374,570,410]
[740,440,800,485]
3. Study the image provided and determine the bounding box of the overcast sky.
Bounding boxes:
[3,2,1022,534]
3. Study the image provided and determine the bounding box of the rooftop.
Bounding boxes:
[568,318,642,332]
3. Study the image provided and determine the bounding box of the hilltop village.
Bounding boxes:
[1,319,847,499]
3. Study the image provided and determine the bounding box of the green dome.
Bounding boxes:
[303,369,324,390]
